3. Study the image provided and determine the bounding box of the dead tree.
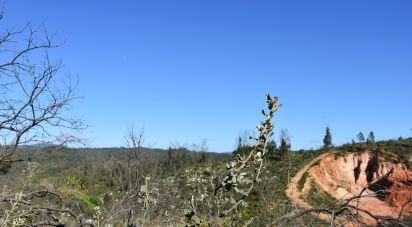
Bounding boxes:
[0,11,85,165]
[0,10,87,226]
[124,126,144,190]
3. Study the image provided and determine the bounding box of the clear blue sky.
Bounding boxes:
[3,1,411,152]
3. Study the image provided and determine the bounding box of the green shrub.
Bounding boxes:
[306,181,336,208]
[298,172,309,191]
[72,191,103,211]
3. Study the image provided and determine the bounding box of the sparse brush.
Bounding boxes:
[183,94,281,226]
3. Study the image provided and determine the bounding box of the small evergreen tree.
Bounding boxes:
[233,136,243,156]
[279,129,290,160]
[167,146,173,164]
[323,127,332,149]
[237,136,243,149]
[198,152,207,163]
[357,132,365,143]
[267,140,277,157]
[233,135,254,157]
[367,131,375,143]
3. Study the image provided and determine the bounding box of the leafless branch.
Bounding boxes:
[0,12,85,163]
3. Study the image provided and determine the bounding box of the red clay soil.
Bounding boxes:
[285,152,333,222]
[309,151,412,224]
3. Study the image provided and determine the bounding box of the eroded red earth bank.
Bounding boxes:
[309,151,412,224]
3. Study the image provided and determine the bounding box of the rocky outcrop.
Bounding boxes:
[308,151,412,222]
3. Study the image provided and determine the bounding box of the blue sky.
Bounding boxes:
[3,1,411,152]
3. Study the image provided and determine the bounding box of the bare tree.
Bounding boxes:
[124,125,144,190]
[0,11,85,165]
[105,126,165,226]
[0,10,88,226]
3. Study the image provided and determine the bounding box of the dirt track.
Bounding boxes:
[285,152,333,220]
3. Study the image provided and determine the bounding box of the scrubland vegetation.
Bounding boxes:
[1,8,412,227]
[2,133,412,226]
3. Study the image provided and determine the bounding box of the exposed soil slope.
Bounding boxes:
[310,151,412,219]
[285,152,332,221]
[287,150,412,225]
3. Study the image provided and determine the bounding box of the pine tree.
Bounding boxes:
[168,146,173,164]
[357,132,365,143]
[279,130,290,160]
[323,127,332,149]
[267,140,277,157]
[233,136,243,156]
[367,131,375,143]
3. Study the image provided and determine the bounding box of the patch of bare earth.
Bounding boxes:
[287,150,412,225]
[285,152,332,222]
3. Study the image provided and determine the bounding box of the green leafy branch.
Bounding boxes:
[184,94,281,225]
